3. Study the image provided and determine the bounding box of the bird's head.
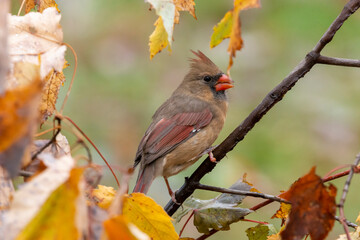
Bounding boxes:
[180,50,233,100]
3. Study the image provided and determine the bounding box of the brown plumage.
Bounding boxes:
[133,50,233,194]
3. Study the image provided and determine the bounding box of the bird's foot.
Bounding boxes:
[199,145,218,162]
[209,151,217,162]
[164,177,181,205]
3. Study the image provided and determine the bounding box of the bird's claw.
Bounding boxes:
[171,190,181,205]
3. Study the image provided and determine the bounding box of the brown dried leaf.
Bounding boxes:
[39,68,65,124]
[280,167,337,240]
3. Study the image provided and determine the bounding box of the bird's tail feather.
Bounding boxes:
[133,165,155,194]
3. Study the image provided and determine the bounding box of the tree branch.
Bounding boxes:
[195,183,290,204]
[164,0,360,216]
[317,55,360,67]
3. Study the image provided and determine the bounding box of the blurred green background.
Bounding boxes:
[13,0,360,239]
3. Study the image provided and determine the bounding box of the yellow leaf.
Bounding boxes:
[17,168,85,240]
[149,17,171,59]
[210,11,233,48]
[92,185,116,210]
[104,215,149,240]
[39,68,66,124]
[123,193,178,240]
[356,212,360,224]
[272,202,291,220]
[146,0,175,45]
[174,0,196,24]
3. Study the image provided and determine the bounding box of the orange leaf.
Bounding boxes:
[210,0,261,73]
[104,215,148,240]
[234,0,261,11]
[280,167,337,240]
[174,0,196,24]
[25,0,36,13]
[0,62,42,177]
[272,202,291,220]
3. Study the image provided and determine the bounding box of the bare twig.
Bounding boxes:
[195,183,290,204]
[179,211,194,237]
[335,216,358,229]
[338,154,360,240]
[59,43,78,114]
[61,115,120,187]
[317,55,360,67]
[31,117,61,160]
[164,0,360,216]
[18,170,34,177]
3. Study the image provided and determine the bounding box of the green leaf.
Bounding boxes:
[246,224,270,240]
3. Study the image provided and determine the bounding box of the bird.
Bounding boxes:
[132,50,233,195]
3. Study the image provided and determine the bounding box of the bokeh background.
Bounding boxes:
[12,0,360,238]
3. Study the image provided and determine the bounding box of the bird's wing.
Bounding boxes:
[134,108,213,167]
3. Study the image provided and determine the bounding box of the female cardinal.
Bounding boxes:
[133,50,233,194]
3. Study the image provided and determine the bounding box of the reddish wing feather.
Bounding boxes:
[141,108,212,165]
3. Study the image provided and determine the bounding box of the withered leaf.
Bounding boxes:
[280,167,337,240]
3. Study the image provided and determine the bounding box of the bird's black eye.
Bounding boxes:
[203,76,211,82]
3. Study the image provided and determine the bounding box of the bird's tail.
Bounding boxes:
[132,165,155,194]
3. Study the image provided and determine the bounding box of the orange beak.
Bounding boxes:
[215,74,234,91]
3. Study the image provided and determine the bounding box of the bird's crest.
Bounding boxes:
[189,50,219,73]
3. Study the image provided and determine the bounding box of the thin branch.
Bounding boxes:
[338,153,360,240]
[61,115,120,187]
[59,43,78,114]
[31,117,61,160]
[18,170,34,177]
[317,55,360,67]
[179,211,194,237]
[335,216,358,229]
[164,0,360,216]
[195,183,290,204]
